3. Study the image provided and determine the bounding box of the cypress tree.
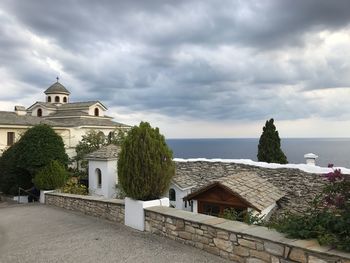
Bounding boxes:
[257,118,288,164]
[118,122,174,201]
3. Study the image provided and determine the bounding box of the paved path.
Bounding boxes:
[0,204,230,263]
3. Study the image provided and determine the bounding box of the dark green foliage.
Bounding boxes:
[222,208,265,225]
[118,122,174,201]
[15,124,68,176]
[0,124,68,194]
[0,144,30,195]
[257,118,287,164]
[33,160,68,190]
[270,209,350,252]
[269,170,350,252]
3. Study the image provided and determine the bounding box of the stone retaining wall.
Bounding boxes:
[45,192,124,224]
[145,206,350,263]
[45,193,350,263]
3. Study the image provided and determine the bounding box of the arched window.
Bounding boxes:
[169,188,176,201]
[96,168,102,188]
[47,96,51,102]
[55,96,60,103]
[108,131,115,143]
[63,97,67,103]
[97,131,105,141]
[37,108,42,117]
[94,107,99,116]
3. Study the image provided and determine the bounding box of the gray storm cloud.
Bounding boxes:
[0,0,350,123]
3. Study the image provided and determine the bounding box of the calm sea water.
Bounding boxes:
[166,138,350,168]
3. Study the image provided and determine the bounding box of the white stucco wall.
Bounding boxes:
[88,104,105,117]
[0,127,26,154]
[29,105,56,117]
[88,159,118,198]
[46,94,69,104]
[125,197,170,231]
[192,200,198,213]
[167,183,192,211]
[0,125,121,160]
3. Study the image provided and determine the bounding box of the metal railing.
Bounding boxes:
[17,187,39,204]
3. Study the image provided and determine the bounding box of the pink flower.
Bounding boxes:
[324,169,343,182]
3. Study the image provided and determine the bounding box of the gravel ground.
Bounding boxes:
[0,204,230,263]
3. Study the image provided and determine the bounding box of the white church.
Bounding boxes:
[0,79,129,157]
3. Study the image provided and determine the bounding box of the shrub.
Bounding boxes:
[222,208,265,225]
[257,118,287,164]
[270,168,350,252]
[62,178,88,195]
[118,122,174,201]
[0,143,31,195]
[0,124,68,194]
[33,160,68,190]
[15,124,68,176]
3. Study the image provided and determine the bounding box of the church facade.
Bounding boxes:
[0,80,129,158]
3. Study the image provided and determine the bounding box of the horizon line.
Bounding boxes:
[166,137,350,140]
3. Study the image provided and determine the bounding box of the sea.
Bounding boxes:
[166,138,350,168]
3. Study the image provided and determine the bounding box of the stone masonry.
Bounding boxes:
[145,206,350,263]
[174,161,330,218]
[46,193,350,263]
[45,192,125,224]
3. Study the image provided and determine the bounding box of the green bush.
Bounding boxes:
[118,122,174,201]
[0,143,31,195]
[270,168,350,252]
[62,178,88,195]
[15,124,68,176]
[0,124,68,194]
[222,208,265,225]
[33,160,68,190]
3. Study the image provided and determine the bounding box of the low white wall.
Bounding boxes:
[13,196,28,203]
[125,197,169,231]
[40,190,54,204]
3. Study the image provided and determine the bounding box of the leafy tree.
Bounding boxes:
[15,124,68,175]
[118,122,174,201]
[257,118,287,164]
[75,128,126,169]
[33,160,68,190]
[0,124,68,194]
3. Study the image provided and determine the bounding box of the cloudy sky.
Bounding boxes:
[1,0,350,138]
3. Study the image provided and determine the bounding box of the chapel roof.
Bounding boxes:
[44,81,70,95]
[43,117,128,127]
[27,101,106,111]
[0,111,58,126]
[85,144,120,160]
[184,172,285,212]
[59,101,106,110]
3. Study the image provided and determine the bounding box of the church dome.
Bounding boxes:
[44,81,70,95]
